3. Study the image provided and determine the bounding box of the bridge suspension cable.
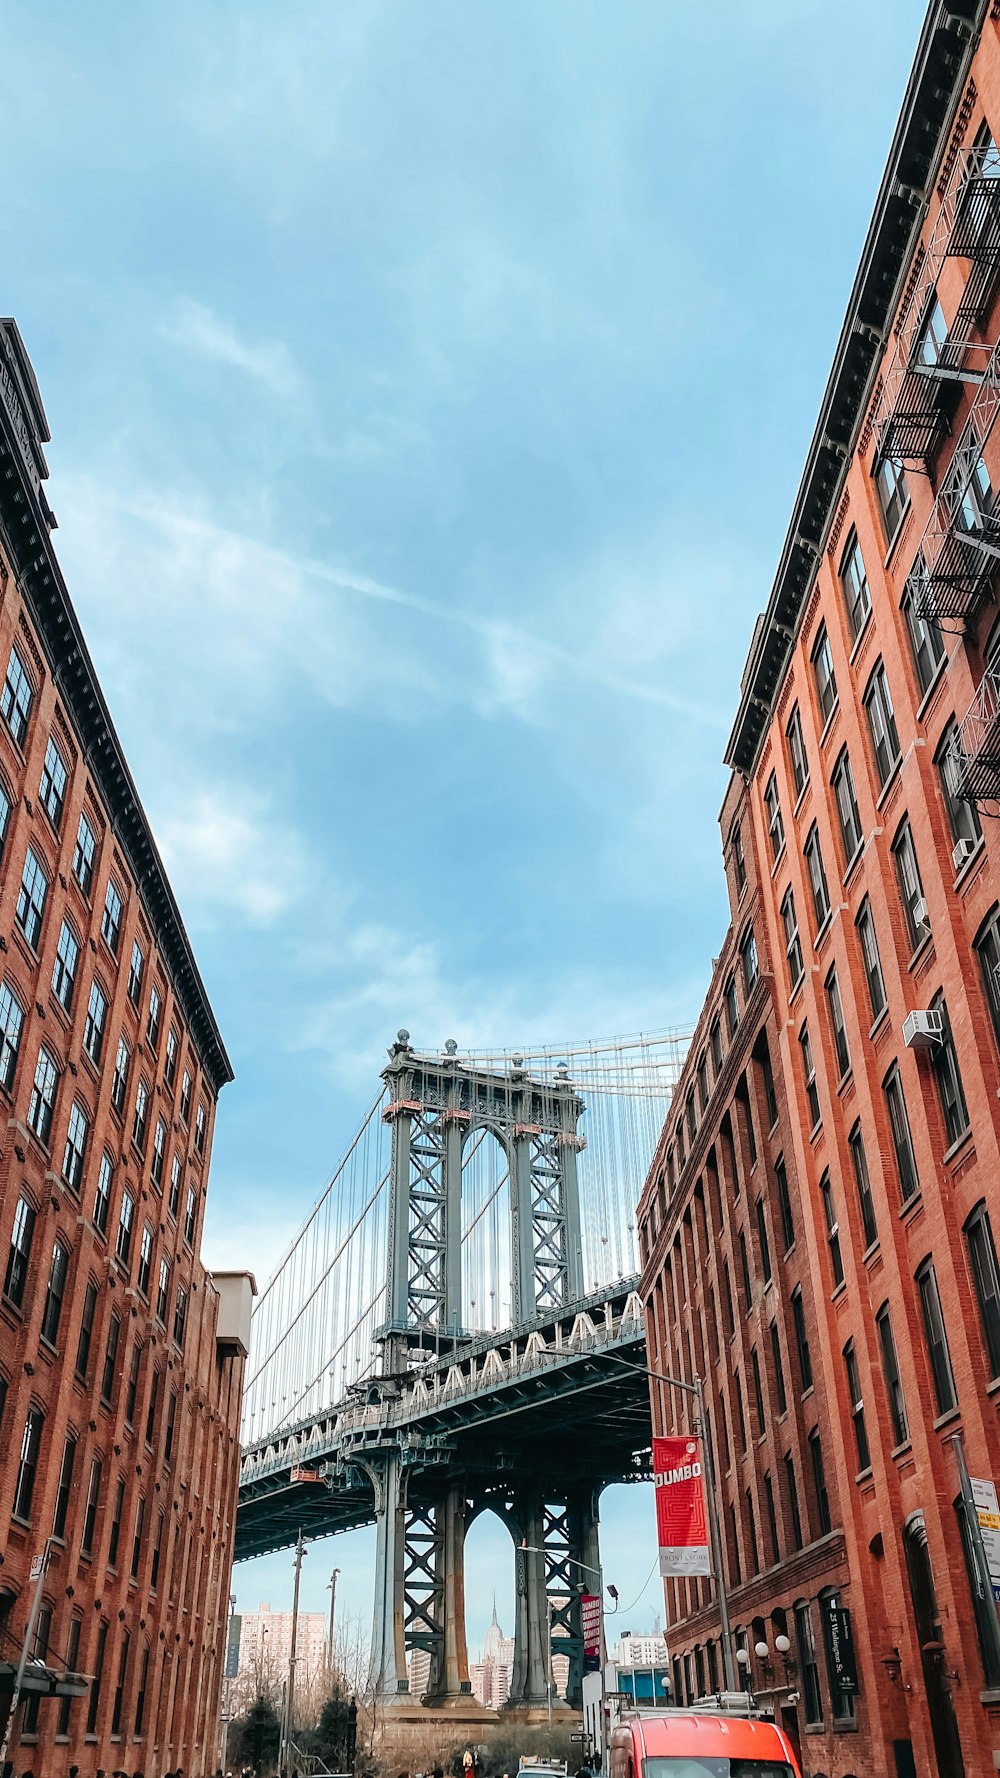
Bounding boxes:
[242,1029,687,1445]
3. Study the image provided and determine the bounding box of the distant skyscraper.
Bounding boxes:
[470,1598,515,1708]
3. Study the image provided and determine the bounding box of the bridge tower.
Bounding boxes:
[368,1031,599,1715]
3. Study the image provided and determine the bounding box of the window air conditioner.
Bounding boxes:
[903,1009,944,1049]
[953,837,977,870]
[913,896,930,930]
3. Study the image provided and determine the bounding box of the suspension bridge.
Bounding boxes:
[236,1027,687,1720]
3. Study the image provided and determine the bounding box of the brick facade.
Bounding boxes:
[640,5,1000,1775]
[0,321,247,1776]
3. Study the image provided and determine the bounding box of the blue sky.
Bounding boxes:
[6,0,923,1660]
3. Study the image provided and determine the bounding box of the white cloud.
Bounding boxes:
[153,787,310,928]
[160,296,302,398]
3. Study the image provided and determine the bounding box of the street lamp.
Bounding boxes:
[518,1545,614,1747]
[327,1567,341,1674]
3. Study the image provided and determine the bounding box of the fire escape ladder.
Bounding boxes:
[954,664,1000,804]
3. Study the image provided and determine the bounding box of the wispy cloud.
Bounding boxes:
[160,296,301,398]
[154,787,311,928]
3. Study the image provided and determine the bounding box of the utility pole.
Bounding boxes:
[0,1539,54,1766]
[327,1566,341,1673]
[281,1530,306,1772]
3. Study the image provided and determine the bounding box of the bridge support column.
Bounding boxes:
[507,1484,550,1710]
[368,1454,409,1702]
[562,1485,603,1709]
[424,1480,478,1705]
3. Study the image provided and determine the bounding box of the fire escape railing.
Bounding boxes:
[952,664,1000,803]
[906,337,1000,631]
[875,140,1000,467]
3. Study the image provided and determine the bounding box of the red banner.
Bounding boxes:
[581,1591,602,1672]
[653,1435,710,1576]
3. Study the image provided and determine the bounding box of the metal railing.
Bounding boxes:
[954,664,1000,801]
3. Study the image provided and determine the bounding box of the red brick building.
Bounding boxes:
[0,320,253,1776]
[639,4,1000,1775]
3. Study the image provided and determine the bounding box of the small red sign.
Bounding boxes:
[653,1434,710,1576]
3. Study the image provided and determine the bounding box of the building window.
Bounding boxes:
[937,719,982,852]
[884,1064,919,1204]
[785,1454,804,1552]
[696,1052,709,1115]
[62,1100,89,1194]
[132,1078,149,1154]
[194,1102,206,1155]
[832,747,863,864]
[73,810,97,895]
[83,979,107,1065]
[724,975,739,1039]
[809,1428,832,1535]
[108,1476,125,1567]
[819,1170,844,1289]
[710,1016,723,1076]
[165,1025,179,1090]
[764,771,784,860]
[875,452,907,539]
[769,1318,787,1416]
[101,1312,121,1404]
[145,1370,160,1445]
[0,981,24,1093]
[965,1201,1000,1379]
[799,1023,820,1129]
[52,1429,76,1543]
[146,983,161,1051]
[180,1069,192,1124]
[131,1496,145,1581]
[791,1287,812,1393]
[87,1622,108,1735]
[168,1154,181,1219]
[849,1121,878,1249]
[731,822,747,897]
[775,1155,794,1250]
[13,1406,43,1520]
[722,1261,735,1340]
[128,939,144,1007]
[756,1038,778,1132]
[825,967,851,1080]
[93,1152,113,1235]
[156,1257,170,1324]
[116,1189,134,1268]
[787,703,809,798]
[751,1348,765,1437]
[781,888,804,990]
[903,564,946,694]
[39,734,68,830]
[111,1627,131,1735]
[102,878,123,954]
[865,660,901,789]
[0,784,11,872]
[150,1117,166,1190]
[125,1340,142,1425]
[739,1230,752,1311]
[840,530,871,640]
[40,1237,69,1345]
[16,847,48,950]
[82,1458,102,1555]
[764,1472,780,1565]
[173,1284,187,1349]
[915,1256,957,1416]
[686,1088,697,1144]
[812,625,838,725]
[57,1617,82,1735]
[876,1303,909,1450]
[137,1223,153,1297]
[755,1195,772,1285]
[75,1279,97,1378]
[794,1599,822,1724]
[845,1340,871,1472]
[893,818,929,951]
[804,823,831,930]
[930,992,970,1148]
[51,919,80,1012]
[27,1044,58,1145]
[734,1370,747,1453]
[111,1036,130,1114]
[184,1184,197,1247]
[1,645,32,746]
[855,898,886,1021]
[164,1389,177,1461]
[956,450,994,533]
[975,906,1000,1053]
[740,926,759,999]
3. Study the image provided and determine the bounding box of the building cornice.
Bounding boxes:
[725,0,985,780]
[0,322,233,1095]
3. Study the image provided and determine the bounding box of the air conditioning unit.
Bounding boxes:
[903,1009,944,1049]
[913,897,930,930]
[953,837,977,870]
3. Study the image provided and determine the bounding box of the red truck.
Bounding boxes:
[609,1703,802,1778]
